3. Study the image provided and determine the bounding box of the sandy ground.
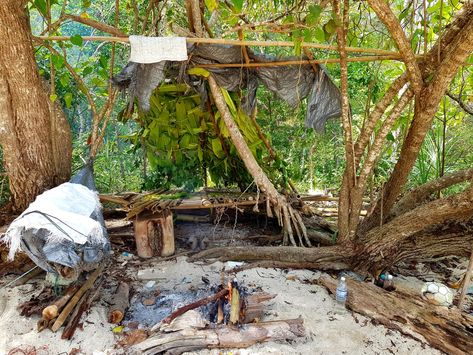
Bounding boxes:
[0,254,442,355]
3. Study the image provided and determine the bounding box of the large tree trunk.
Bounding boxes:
[0,1,71,211]
[359,3,473,233]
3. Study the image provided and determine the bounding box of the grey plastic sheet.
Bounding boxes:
[112,44,342,132]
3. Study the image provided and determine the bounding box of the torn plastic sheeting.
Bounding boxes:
[305,66,342,132]
[2,165,109,273]
[112,43,342,132]
[253,55,316,107]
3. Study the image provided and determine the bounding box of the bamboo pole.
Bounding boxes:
[33,36,473,66]
[36,35,399,55]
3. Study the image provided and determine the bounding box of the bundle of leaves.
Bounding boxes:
[123,83,288,191]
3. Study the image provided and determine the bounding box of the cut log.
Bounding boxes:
[318,275,473,355]
[108,282,130,324]
[134,210,175,258]
[134,318,305,354]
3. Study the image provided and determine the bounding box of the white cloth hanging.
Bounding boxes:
[129,35,188,64]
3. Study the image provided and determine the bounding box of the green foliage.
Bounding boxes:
[124,83,279,191]
[15,0,471,202]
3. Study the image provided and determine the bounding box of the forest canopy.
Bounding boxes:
[0,0,472,253]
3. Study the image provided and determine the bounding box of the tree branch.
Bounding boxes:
[333,0,355,241]
[389,168,473,219]
[367,0,423,95]
[354,73,408,165]
[360,9,473,234]
[64,14,126,37]
[446,90,473,115]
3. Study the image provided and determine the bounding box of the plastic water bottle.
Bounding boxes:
[383,274,395,291]
[335,276,348,313]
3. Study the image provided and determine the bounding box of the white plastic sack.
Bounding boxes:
[3,182,106,266]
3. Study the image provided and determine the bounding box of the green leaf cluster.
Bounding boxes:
[129,83,274,190]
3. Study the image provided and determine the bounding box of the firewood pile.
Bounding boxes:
[17,265,105,340]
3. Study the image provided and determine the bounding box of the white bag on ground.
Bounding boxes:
[2,168,109,273]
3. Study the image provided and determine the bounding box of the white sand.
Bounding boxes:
[0,256,441,355]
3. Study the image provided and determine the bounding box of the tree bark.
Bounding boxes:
[333,0,355,242]
[0,1,71,211]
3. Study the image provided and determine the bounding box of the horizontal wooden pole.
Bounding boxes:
[34,35,472,66]
[193,55,401,68]
[36,35,399,56]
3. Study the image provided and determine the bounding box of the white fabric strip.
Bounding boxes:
[129,35,188,63]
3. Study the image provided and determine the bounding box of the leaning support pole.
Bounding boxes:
[207,75,309,246]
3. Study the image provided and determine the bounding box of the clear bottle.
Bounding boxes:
[383,274,395,291]
[335,276,348,313]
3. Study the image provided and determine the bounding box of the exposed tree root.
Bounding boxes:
[207,75,308,247]
[389,168,473,220]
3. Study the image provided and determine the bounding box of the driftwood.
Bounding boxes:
[42,283,80,320]
[108,282,130,324]
[61,279,103,340]
[135,318,305,355]
[318,275,473,355]
[189,246,351,271]
[51,265,104,332]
